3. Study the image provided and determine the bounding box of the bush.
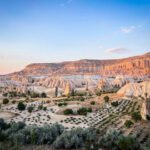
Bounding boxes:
[43,107,47,111]
[104,96,109,103]
[124,120,133,128]
[90,101,95,105]
[146,115,150,121]
[27,106,34,113]
[77,107,92,116]
[111,101,119,107]
[17,102,26,111]
[131,112,142,122]
[64,109,73,115]
[41,92,47,98]
[3,98,9,104]
[98,130,141,150]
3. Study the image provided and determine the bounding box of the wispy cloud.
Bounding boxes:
[106,48,129,54]
[120,25,142,34]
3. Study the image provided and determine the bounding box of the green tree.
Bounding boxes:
[27,106,34,113]
[3,98,9,104]
[90,101,95,105]
[41,92,47,98]
[131,112,142,122]
[17,102,26,111]
[104,96,110,103]
[124,120,134,128]
[64,109,73,115]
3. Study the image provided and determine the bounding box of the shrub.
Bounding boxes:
[146,115,150,121]
[77,107,92,116]
[104,96,109,103]
[41,92,47,98]
[64,109,73,115]
[124,120,133,128]
[131,112,142,122]
[38,105,43,110]
[43,107,47,111]
[17,102,26,111]
[90,101,95,105]
[27,106,34,113]
[111,101,119,107]
[3,98,9,104]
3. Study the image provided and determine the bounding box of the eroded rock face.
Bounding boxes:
[141,99,150,120]
[8,52,150,77]
[0,53,149,92]
[97,75,132,90]
[117,81,150,97]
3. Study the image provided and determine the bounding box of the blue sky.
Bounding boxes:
[0,0,150,74]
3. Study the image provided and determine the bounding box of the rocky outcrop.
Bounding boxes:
[141,99,150,120]
[117,81,150,97]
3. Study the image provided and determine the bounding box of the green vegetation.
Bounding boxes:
[41,92,47,98]
[77,107,92,116]
[131,112,142,122]
[124,120,134,128]
[64,109,73,115]
[111,101,119,107]
[17,102,26,111]
[146,115,150,121]
[27,106,34,113]
[104,96,109,103]
[2,98,9,104]
[0,119,147,150]
[58,102,68,107]
[90,101,96,105]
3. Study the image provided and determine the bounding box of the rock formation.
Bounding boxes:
[117,81,150,98]
[7,52,150,77]
[141,99,150,120]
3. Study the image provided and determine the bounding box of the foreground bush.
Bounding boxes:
[0,119,147,150]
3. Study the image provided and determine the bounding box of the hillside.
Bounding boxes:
[11,52,150,77]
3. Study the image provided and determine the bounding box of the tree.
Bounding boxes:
[111,101,119,107]
[64,109,73,115]
[90,101,95,105]
[131,112,142,122]
[55,86,58,97]
[17,102,26,111]
[124,120,134,128]
[146,115,150,121]
[104,96,109,103]
[28,106,34,113]
[38,105,43,110]
[43,107,47,111]
[118,136,140,150]
[3,98,9,104]
[70,89,75,97]
[41,92,47,98]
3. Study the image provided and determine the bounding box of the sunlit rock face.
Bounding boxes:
[117,81,150,97]
[0,53,149,93]
[141,99,150,120]
[97,75,132,90]
[64,81,72,96]
[7,52,150,77]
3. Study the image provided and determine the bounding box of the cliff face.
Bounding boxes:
[10,52,150,77]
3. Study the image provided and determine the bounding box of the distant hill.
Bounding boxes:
[8,52,150,77]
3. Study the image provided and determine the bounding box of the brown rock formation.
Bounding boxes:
[14,52,149,77]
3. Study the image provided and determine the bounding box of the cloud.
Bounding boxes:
[106,48,129,54]
[120,25,142,34]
